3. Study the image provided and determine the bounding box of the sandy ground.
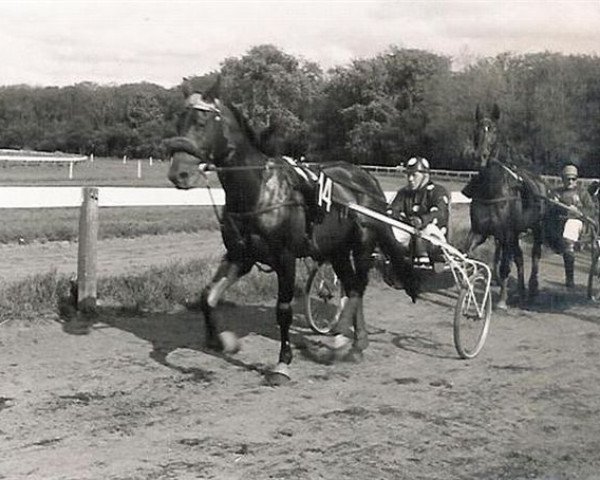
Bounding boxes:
[1,234,600,479]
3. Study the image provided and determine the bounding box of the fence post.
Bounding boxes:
[77,187,99,313]
[149,156,153,166]
[68,161,74,180]
[137,159,142,179]
[123,155,127,164]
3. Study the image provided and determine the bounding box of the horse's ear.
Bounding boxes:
[181,77,193,98]
[475,104,482,122]
[491,103,501,121]
[203,75,221,103]
[216,101,244,146]
[258,117,280,156]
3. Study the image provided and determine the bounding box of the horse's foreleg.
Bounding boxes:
[200,257,242,352]
[497,242,512,310]
[512,239,526,302]
[493,240,502,284]
[528,231,542,299]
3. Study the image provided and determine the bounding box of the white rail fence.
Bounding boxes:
[0,186,471,209]
[3,162,596,310]
[0,186,471,312]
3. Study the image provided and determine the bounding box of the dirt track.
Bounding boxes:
[1,234,600,479]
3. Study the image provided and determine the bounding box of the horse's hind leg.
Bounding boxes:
[528,228,542,299]
[200,256,246,353]
[327,253,365,359]
[350,237,376,352]
[270,251,296,382]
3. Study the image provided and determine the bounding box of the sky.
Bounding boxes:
[1,0,599,88]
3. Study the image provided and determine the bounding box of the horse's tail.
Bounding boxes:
[373,220,421,303]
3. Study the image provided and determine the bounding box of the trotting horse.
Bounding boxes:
[166,81,418,383]
[462,104,552,309]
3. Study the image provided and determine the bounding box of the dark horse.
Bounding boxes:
[166,81,417,383]
[463,105,553,309]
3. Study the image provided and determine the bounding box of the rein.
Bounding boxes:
[197,159,305,221]
[227,201,303,219]
[470,158,524,206]
[471,196,520,205]
[202,163,286,172]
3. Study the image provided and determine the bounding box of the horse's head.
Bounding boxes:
[167,79,234,189]
[473,104,500,169]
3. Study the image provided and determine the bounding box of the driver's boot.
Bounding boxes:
[564,251,575,288]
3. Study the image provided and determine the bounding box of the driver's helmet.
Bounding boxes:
[405,157,431,173]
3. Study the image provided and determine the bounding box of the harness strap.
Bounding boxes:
[227,201,303,219]
[471,196,520,205]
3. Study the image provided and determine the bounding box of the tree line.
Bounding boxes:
[1,44,599,177]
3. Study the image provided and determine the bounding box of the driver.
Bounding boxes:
[551,164,597,288]
[387,156,450,267]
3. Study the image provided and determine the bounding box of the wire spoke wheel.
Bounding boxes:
[453,273,492,359]
[304,262,344,335]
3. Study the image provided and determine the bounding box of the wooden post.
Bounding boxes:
[123,155,127,164]
[149,156,153,166]
[137,159,142,179]
[68,161,74,180]
[90,153,94,163]
[77,187,99,313]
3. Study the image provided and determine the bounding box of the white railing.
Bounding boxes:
[0,149,88,163]
[0,185,470,312]
[0,186,469,209]
[359,164,598,187]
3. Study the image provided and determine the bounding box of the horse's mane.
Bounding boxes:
[226,102,267,154]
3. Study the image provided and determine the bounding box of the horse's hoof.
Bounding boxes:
[353,332,369,351]
[344,348,364,363]
[330,334,353,362]
[266,372,291,386]
[218,331,241,354]
[266,363,291,386]
[495,301,508,311]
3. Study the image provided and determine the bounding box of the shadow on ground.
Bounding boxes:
[58,299,347,381]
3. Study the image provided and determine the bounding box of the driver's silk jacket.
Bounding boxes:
[388,181,450,230]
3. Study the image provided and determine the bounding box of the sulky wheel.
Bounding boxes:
[304,262,345,335]
[453,273,492,359]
